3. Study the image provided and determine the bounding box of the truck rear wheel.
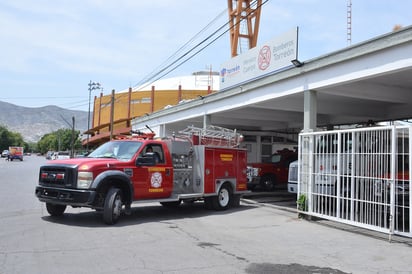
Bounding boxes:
[103,187,123,225]
[46,203,66,216]
[212,184,232,210]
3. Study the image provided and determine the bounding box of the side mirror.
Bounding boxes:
[136,153,156,166]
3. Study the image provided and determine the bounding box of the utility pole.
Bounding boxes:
[71,116,75,158]
[110,89,115,141]
[60,114,76,158]
[87,80,101,151]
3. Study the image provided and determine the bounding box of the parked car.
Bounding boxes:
[1,150,9,158]
[46,151,54,160]
[52,151,71,160]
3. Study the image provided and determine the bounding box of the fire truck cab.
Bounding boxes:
[35,126,248,224]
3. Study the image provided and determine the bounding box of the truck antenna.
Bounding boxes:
[145,125,154,133]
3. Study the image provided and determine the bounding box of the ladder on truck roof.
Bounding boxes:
[178,125,243,147]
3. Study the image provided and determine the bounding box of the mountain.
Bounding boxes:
[0,101,88,143]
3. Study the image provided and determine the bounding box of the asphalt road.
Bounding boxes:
[2,156,412,274]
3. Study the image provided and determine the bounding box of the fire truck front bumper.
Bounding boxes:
[35,186,97,207]
[247,166,261,189]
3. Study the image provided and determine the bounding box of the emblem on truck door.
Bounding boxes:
[151,172,162,188]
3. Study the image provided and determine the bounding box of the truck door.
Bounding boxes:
[133,144,173,199]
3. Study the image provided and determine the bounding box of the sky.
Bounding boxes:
[0,0,411,111]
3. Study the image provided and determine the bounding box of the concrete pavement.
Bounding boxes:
[2,158,412,273]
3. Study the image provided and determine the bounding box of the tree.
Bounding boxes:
[0,126,11,150]
[37,129,82,154]
[37,133,57,154]
[0,125,27,151]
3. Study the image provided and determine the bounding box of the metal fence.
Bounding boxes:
[298,126,411,238]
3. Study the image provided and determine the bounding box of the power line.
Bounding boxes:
[135,8,228,88]
[134,0,269,90]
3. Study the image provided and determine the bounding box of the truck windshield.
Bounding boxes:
[88,141,142,161]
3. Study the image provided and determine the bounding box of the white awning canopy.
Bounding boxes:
[132,26,412,135]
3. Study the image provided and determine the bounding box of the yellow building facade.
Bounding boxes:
[84,72,219,147]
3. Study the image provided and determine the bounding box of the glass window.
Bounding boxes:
[261,144,272,155]
[143,144,164,163]
[88,141,142,161]
[243,135,257,142]
[261,136,272,143]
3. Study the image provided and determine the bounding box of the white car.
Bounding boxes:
[53,151,71,160]
[1,150,9,158]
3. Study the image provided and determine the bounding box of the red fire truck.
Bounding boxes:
[247,148,297,191]
[35,126,248,224]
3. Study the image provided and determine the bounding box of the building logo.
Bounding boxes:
[258,45,271,70]
[220,64,241,83]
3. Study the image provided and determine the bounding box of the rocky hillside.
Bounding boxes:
[0,101,88,142]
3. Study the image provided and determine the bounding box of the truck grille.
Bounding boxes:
[39,165,76,187]
[288,165,298,182]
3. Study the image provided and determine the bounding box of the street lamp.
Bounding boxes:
[87,80,101,151]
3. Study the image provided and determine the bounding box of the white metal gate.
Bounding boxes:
[298,126,411,237]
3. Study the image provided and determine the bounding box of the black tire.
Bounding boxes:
[247,184,256,191]
[103,187,123,225]
[260,175,275,191]
[231,194,241,207]
[204,197,214,210]
[46,203,66,216]
[160,200,181,207]
[212,184,232,211]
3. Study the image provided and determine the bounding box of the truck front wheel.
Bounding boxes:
[103,187,123,225]
[46,203,66,216]
[212,184,232,210]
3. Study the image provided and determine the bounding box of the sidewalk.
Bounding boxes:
[240,195,412,273]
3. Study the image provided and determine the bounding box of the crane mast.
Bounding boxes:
[227,0,262,57]
[347,0,352,45]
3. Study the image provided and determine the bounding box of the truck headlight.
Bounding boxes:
[77,171,93,189]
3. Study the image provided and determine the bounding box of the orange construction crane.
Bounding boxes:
[227,0,262,57]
